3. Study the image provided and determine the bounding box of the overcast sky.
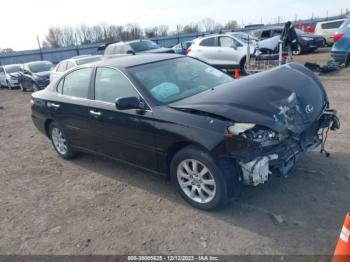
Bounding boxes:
[1,0,349,51]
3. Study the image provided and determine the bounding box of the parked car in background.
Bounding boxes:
[50,55,106,82]
[172,41,192,55]
[0,64,21,90]
[315,19,345,46]
[31,54,339,210]
[294,21,316,34]
[104,39,175,55]
[18,61,54,92]
[226,32,259,44]
[187,34,254,74]
[252,27,324,55]
[331,17,350,66]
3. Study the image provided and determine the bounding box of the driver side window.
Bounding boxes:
[94,67,138,103]
[219,37,235,47]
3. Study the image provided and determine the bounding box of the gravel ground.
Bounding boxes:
[0,49,349,255]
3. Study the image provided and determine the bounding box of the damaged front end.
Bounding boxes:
[219,102,340,186]
[171,62,340,186]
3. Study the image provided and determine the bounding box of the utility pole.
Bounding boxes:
[36,35,43,61]
[74,33,80,56]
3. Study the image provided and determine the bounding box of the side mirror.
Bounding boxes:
[23,70,31,75]
[231,44,238,50]
[115,96,144,110]
[126,50,136,55]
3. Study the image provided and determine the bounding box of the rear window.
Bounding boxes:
[29,61,54,73]
[321,21,344,29]
[200,37,216,47]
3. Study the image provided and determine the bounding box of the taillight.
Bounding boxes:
[333,33,344,42]
[186,48,192,55]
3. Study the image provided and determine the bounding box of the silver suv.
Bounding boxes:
[187,34,254,74]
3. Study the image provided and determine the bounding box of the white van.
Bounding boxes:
[315,19,345,45]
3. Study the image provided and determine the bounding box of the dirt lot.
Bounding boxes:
[0,48,349,255]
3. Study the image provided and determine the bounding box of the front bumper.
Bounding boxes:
[8,79,20,87]
[331,52,347,64]
[218,109,340,186]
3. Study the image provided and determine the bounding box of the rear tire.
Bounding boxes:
[170,146,229,210]
[49,122,76,160]
[7,81,12,90]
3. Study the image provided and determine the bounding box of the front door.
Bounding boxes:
[87,67,159,172]
[217,36,242,66]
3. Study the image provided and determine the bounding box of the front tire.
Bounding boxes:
[292,44,302,56]
[240,57,248,75]
[7,81,12,90]
[49,122,76,160]
[170,146,229,210]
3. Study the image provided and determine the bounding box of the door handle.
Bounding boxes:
[89,110,102,116]
[47,102,60,109]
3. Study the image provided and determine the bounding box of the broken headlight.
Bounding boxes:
[228,123,283,146]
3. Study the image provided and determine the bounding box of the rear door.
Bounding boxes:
[87,67,159,171]
[50,67,94,150]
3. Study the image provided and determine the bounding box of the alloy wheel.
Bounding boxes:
[177,159,216,204]
[292,44,302,56]
[51,127,68,155]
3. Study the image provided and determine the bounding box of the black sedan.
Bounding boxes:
[31,54,339,210]
[19,61,54,92]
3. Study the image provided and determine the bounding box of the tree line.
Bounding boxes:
[42,18,240,48]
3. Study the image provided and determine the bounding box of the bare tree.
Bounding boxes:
[42,27,62,48]
[144,24,169,38]
[223,20,240,30]
[200,18,216,32]
[0,47,14,53]
[182,23,200,33]
[157,24,169,36]
[145,27,158,38]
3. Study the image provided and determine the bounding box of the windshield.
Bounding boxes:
[29,61,53,73]
[5,65,21,73]
[130,40,160,52]
[128,57,234,104]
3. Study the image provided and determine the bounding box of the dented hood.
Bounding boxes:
[170,63,328,134]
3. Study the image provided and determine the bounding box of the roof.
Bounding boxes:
[93,53,182,68]
[108,39,154,46]
[24,60,52,65]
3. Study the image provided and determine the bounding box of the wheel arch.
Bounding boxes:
[44,119,54,138]
[165,141,210,176]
